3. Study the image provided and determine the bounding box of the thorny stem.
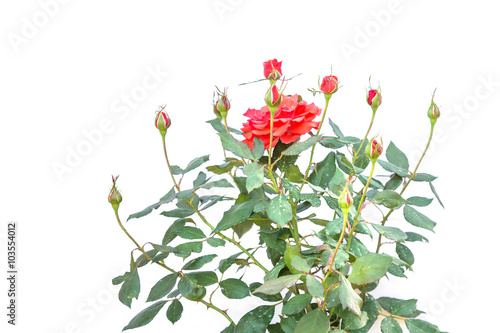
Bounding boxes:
[376,123,435,253]
[301,95,332,191]
[114,209,175,273]
[324,212,348,282]
[354,110,376,162]
[199,300,235,326]
[346,161,376,251]
[183,199,269,273]
[162,135,180,191]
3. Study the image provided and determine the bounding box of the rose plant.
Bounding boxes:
[108,59,446,333]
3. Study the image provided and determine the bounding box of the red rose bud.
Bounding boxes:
[320,75,339,95]
[367,88,382,112]
[338,185,353,215]
[263,59,282,81]
[366,137,383,162]
[155,107,171,137]
[427,98,440,125]
[108,175,122,211]
[265,84,281,109]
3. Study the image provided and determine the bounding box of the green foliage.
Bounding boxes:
[111,74,444,333]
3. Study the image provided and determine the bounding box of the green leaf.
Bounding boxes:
[264,260,286,281]
[207,160,243,174]
[207,118,242,135]
[293,308,330,333]
[213,200,257,233]
[339,275,363,318]
[348,253,393,285]
[177,275,206,301]
[329,118,345,137]
[267,194,293,227]
[384,174,403,191]
[405,319,440,333]
[252,274,301,295]
[146,273,177,302]
[160,208,195,218]
[249,282,282,302]
[185,271,218,286]
[386,142,409,169]
[291,256,312,273]
[412,173,437,182]
[285,165,305,183]
[429,181,444,208]
[219,133,255,160]
[281,316,298,333]
[127,188,176,221]
[170,165,184,175]
[300,193,321,207]
[282,178,300,200]
[378,297,418,317]
[174,241,203,258]
[162,219,187,245]
[235,305,274,333]
[252,137,265,160]
[403,205,437,231]
[282,135,322,155]
[176,226,206,240]
[309,152,337,189]
[282,294,312,315]
[342,310,369,330]
[396,243,415,266]
[378,160,411,177]
[123,300,167,330]
[359,174,384,190]
[337,136,361,144]
[119,268,140,308]
[244,162,265,193]
[200,179,234,190]
[183,155,210,174]
[405,232,429,243]
[220,278,250,299]
[306,275,325,298]
[112,272,129,286]
[371,224,407,242]
[381,317,403,333]
[406,196,433,207]
[373,191,405,209]
[166,299,183,325]
[284,243,303,274]
[206,237,226,247]
[182,254,217,270]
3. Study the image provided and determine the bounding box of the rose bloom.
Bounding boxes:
[241,95,322,150]
[263,59,282,80]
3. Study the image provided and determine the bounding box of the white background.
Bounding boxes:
[1,0,499,332]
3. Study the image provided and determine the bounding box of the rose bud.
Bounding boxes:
[108,175,122,211]
[215,88,231,118]
[265,84,282,110]
[263,59,282,81]
[366,137,383,162]
[338,184,353,216]
[320,75,339,95]
[427,98,440,125]
[213,103,222,120]
[155,107,171,137]
[367,87,382,113]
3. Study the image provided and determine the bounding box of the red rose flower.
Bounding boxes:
[242,95,322,150]
[263,59,282,80]
[320,75,339,94]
